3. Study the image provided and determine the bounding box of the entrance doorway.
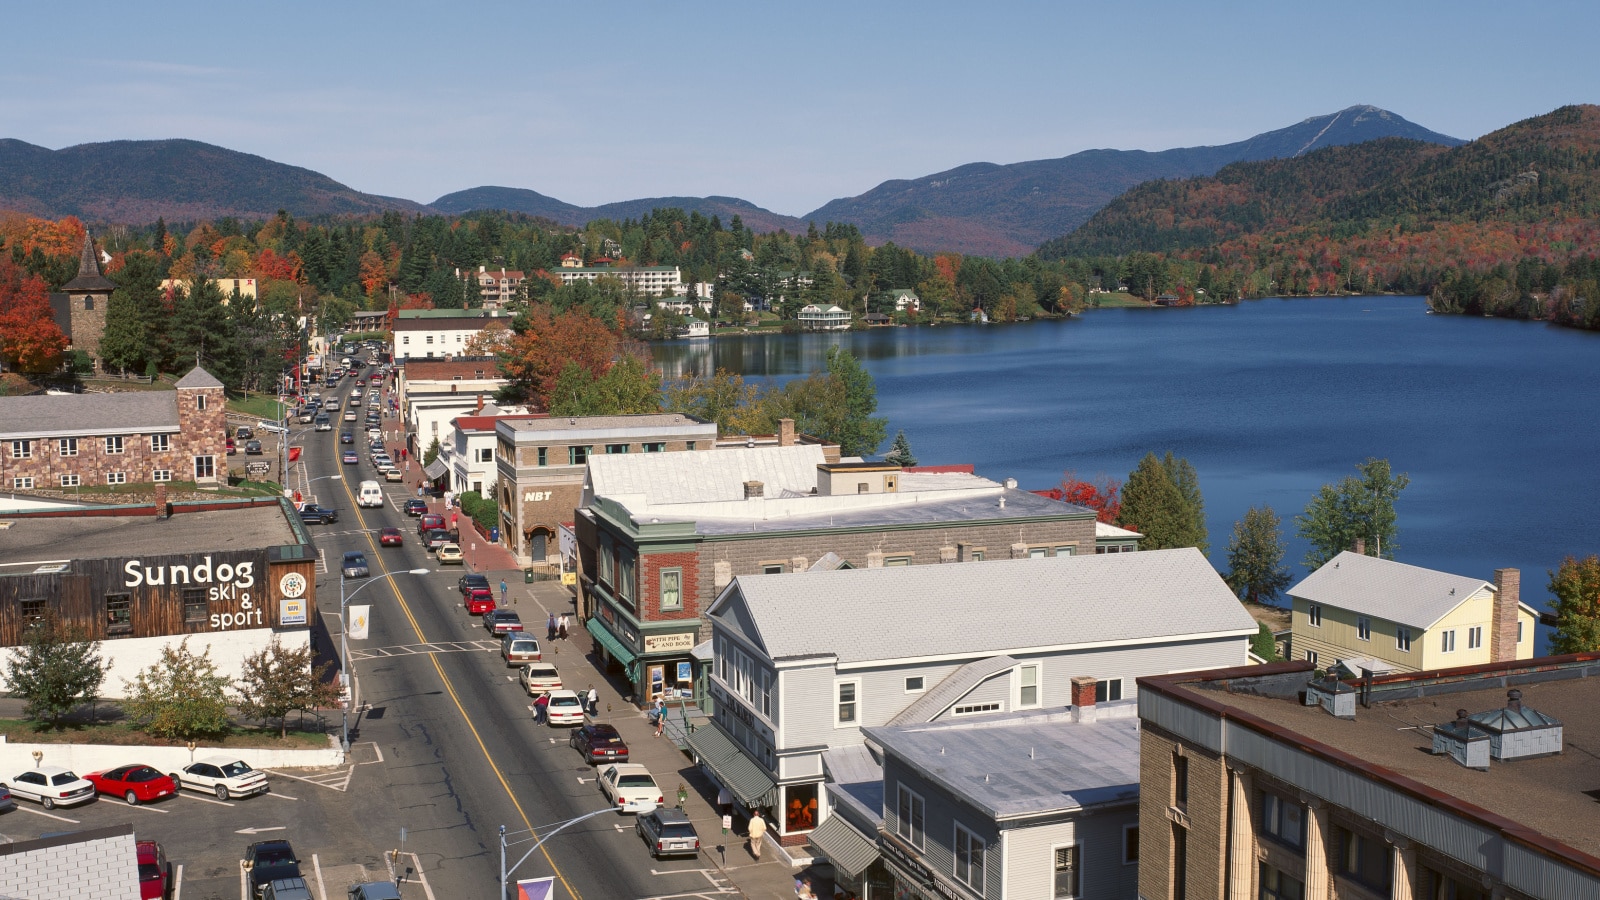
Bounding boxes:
[527,528,549,562]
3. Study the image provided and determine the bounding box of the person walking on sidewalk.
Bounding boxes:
[546,613,557,641]
[747,811,766,860]
[558,614,569,640]
[499,579,508,605]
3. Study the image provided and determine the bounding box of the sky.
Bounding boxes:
[4,0,1597,217]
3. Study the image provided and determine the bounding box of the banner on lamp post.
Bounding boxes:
[516,877,555,900]
[348,605,370,640]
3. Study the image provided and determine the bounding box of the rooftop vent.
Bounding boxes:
[1469,689,1563,760]
[1304,673,1356,718]
[1432,708,1492,769]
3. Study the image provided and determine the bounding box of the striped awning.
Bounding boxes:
[684,720,777,807]
[585,618,638,677]
[808,814,880,878]
[423,458,449,480]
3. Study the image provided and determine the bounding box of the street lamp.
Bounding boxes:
[499,809,615,898]
[340,567,429,750]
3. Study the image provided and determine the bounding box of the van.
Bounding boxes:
[357,481,384,508]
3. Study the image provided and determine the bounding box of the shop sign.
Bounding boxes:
[279,598,308,626]
[123,555,264,630]
[523,490,553,502]
[560,572,577,586]
[643,632,696,653]
[880,837,936,890]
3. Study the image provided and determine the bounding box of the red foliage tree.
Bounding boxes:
[0,257,69,374]
[502,308,620,407]
[1038,470,1122,524]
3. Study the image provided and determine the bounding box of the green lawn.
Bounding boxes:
[228,393,286,420]
[1088,293,1153,308]
[0,718,330,749]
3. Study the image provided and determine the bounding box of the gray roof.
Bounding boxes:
[174,366,223,389]
[0,391,179,439]
[823,745,884,829]
[0,505,298,568]
[60,232,116,293]
[864,707,1141,821]
[889,656,1018,725]
[590,443,824,505]
[664,486,1092,537]
[713,548,1255,665]
[1289,551,1493,630]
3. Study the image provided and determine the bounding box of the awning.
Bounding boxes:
[423,458,449,481]
[586,618,638,677]
[684,720,777,807]
[808,815,880,878]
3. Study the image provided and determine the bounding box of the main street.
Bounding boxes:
[296,378,729,899]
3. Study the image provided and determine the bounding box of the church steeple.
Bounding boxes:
[61,230,116,292]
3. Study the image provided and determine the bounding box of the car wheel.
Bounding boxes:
[41,796,54,810]
[125,790,139,805]
[215,785,230,801]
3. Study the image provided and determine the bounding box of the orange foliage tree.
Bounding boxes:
[0,257,69,374]
[1036,470,1122,524]
[501,308,619,407]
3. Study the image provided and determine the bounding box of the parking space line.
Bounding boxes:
[15,805,79,823]
[263,790,300,801]
[395,851,437,900]
[173,863,183,900]
[312,853,326,900]
[178,792,234,807]
[122,801,171,814]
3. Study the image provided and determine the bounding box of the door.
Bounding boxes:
[648,664,666,701]
[528,530,548,562]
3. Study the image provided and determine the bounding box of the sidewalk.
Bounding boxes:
[518,579,837,899]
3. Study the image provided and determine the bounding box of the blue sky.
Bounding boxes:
[4,0,1595,216]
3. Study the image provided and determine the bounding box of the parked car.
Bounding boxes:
[436,543,464,565]
[636,807,701,859]
[4,766,96,809]
[379,527,404,547]
[0,784,16,813]
[245,440,264,455]
[418,513,445,535]
[347,883,403,900]
[342,450,359,465]
[263,878,314,900]
[422,529,452,552]
[546,689,586,727]
[298,504,338,525]
[596,763,661,813]
[245,839,301,898]
[85,763,177,805]
[503,635,542,666]
[464,589,495,615]
[340,430,354,443]
[483,609,522,635]
[384,468,404,483]
[172,756,268,800]
[256,420,288,434]
[458,573,490,596]
[404,499,428,517]
[519,662,561,694]
[342,551,370,578]
[137,839,173,899]
[569,723,629,765]
[226,437,237,455]
[236,426,254,440]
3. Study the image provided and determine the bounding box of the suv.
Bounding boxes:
[636,807,700,859]
[347,884,402,900]
[244,840,301,898]
[457,573,490,597]
[262,878,314,900]
[418,513,445,535]
[298,504,338,525]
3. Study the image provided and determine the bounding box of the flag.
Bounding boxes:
[516,878,555,900]
[348,605,370,641]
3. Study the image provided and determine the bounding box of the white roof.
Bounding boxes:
[712,548,1256,665]
[1289,552,1495,630]
[1096,521,1144,539]
[587,444,825,507]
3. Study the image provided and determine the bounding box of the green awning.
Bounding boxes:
[808,815,880,878]
[684,720,777,807]
[586,618,638,677]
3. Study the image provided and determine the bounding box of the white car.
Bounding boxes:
[171,755,269,800]
[519,662,560,691]
[597,764,662,814]
[256,420,288,434]
[545,689,585,726]
[5,766,96,809]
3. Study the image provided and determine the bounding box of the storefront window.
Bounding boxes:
[785,783,818,832]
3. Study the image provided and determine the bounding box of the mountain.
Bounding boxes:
[0,138,431,223]
[803,105,1464,257]
[432,186,809,234]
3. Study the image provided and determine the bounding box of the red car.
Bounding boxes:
[85,763,177,806]
[225,437,237,455]
[137,839,172,899]
[465,588,496,615]
[379,527,404,547]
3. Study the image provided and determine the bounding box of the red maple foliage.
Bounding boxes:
[502,308,619,406]
[1036,470,1122,523]
[0,257,69,374]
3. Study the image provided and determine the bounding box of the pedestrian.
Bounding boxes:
[533,692,549,725]
[400,447,407,462]
[717,786,732,817]
[499,579,508,604]
[747,811,766,860]
[416,484,424,499]
[558,614,569,640]
[794,877,815,900]
[586,685,598,715]
[546,613,557,641]
[652,697,667,737]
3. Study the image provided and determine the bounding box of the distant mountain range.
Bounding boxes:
[0,106,1463,256]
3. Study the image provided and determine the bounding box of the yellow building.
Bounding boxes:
[159,278,258,304]
[1289,551,1538,673]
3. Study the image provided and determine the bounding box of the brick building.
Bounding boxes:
[0,367,227,492]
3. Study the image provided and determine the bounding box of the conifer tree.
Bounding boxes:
[883,430,918,467]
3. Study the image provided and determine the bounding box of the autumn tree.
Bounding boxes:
[1296,458,1410,568]
[1224,506,1293,604]
[547,353,662,417]
[663,370,763,432]
[1547,555,1600,654]
[234,639,339,737]
[3,614,108,730]
[1119,452,1207,552]
[0,257,69,374]
[122,639,233,740]
[500,308,619,407]
[1052,470,1122,523]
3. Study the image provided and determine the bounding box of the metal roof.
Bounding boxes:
[713,548,1256,665]
[589,444,825,506]
[0,391,179,440]
[1289,551,1493,630]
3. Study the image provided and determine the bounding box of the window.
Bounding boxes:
[836,681,859,725]
[58,438,77,456]
[618,553,635,603]
[1259,863,1306,900]
[953,702,1002,716]
[568,445,589,465]
[895,784,925,848]
[1336,827,1390,891]
[476,448,493,463]
[1261,792,1304,848]
[151,434,171,452]
[104,436,124,454]
[58,473,80,487]
[970,550,985,561]
[402,336,410,345]
[1053,844,1079,897]
[953,824,985,891]
[152,470,172,483]
[1018,664,1040,708]
[1308,604,1322,627]
[605,443,629,454]
[1029,546,1049,559]
[642,442,666,452]
[425,335,434,344]
[904,676,925,693]
[1441,629,1457,653]
[762,564,784,575]
[13,477,33,490]
[1305,649,1318,666]
[856,482,869,494]
[106,593,132,636]
[1467,626,1483,650]
[105,472,126,485]
[1172,824,1187,900]
[883,556,911,567]
[1518,620,1525,644]
[193,456,215,480]
[598,540,615,585]
[1122,824,1139,864]
[537,447,547,466]
[1356,616,1371,641]
[1397,627,1413,652]
[686,441,696,450]
[1054,545,1075,556]
[19,599,46,624]
[1096,678,1123,703]
[10,440,31,459]
[196,394,206,410]
[83,296,93,310]
[182,588,208,624]
[659,568,682,611]
[1429,871,1489,900]
[1172,753,1189,808]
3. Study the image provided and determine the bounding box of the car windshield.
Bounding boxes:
[550,697,580,708]
[138,863,164,880]
[344,553,365,563]
[220,761,254,777]
[658,823,697,838]
[128,767,160,781]
[510,640,537,651]
[51,772,80,785]
[253,846,294,864]
[617,775,656,788]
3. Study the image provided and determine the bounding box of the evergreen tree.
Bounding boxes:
[170,278,238,387]
[1119,452,1207,551]
[100,252,164,374]
[824,347,887,457]
[1164,451,1208,554]
[883,430,918,466]
[2,614,108,730]
[1224,506,1292,604]
[1547,555,1600,654]
[1296,458,1411,568]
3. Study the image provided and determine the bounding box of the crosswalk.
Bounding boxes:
[350,640,500,661]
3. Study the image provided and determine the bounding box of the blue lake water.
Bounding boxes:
[652,297,1600,638]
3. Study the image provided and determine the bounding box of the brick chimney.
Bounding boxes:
[778,418,795,447]
[1491,568,1521,662]
[1071,675,1098,724]
[154,483,169,518]
[1353,538,1366,556]
[743,480,764,499]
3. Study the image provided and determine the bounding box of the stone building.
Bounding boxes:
[52,232,115,371]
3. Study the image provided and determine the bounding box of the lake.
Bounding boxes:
[652,297,1600,640]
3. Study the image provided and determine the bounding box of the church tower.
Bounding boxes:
[59,231,116,371]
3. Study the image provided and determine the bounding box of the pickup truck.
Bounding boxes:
[298,504,338,525]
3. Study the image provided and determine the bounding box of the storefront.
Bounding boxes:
[586,604,700,704]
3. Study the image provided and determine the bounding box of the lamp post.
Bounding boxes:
[340,567,429,750]
[499,809,615,898]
